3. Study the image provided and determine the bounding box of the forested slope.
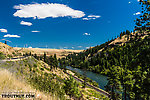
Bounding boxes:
[61,30,150,99]
[60,0,150,98]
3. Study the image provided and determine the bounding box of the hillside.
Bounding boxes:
[0,42,17,57]
[13,47,82,58]
[0,56,109,100]
[60,31,150,99]
[0,68,55,100]
[0,56,65,99]
[0,42,82,58]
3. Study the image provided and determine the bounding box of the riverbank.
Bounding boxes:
[65,66,108,90]
[64,71,110,98]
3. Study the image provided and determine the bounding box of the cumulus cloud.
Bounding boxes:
[83,15,101,20]
[128,1,131,4]
[0,29,8,33]
[13,3,85,19]
[133,12,141,15]
[20,21,32,26]
[4,34,20,38]
[83,33,90,36]
[31,31,40,32]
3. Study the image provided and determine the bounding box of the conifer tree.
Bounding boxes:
[44,52,46,62]
[135,0,150,33]
[5,41,7,44]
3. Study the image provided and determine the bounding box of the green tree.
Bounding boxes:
[29,52,32,56]
[126,30,130,35]
[63,75,81,98]
[135,0,150,33]
[0,52,5,60]
[5,41,7,44]
[106,66,122,100]
[44,52,46,62]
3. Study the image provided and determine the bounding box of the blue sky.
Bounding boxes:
[0,0,141,50]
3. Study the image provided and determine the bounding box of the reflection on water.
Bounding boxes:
[66,66,108,90]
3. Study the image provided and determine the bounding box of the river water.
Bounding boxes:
[66,66,108,90]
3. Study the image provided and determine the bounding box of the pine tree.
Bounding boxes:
[135,0,150,33]
[63,75,81,98]
[126,30,130,35]
[44,52,46,62]
[29,52,32,56]
[5,41,7,44]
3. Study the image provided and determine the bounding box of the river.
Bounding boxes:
[66,66,108,90]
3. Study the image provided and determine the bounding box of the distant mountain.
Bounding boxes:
[0,42,82,59]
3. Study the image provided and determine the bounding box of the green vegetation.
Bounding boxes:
[33,53,107,99]
[62,33,150,99]
[0,52,5,60]
[60,1,150,99]
[63,75,81,98]
[29,72,66,99]
[135,0,150,33]
[0,54,108,99]
[66,69,99,88]
[33,53,58,70]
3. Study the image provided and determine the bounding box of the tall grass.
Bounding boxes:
[0,68,58,100]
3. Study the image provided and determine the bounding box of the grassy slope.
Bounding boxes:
[0,42,82,58]
[0,68,56,100]
[0,57,109,100]
[95,31,149,57]
[13,47,83,58]
[0,57,60,99]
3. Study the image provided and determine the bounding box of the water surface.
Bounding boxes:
[66,66,108,90]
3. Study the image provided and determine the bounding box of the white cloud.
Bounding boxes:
[83,33,90,36]
[28,46,32,48]
[0,29,8,33]
[78,46,82,48]
[1,39,11,42]
[86,47,90,49]
[13,3,85,19]
[83,15,101,20]
[64,47,68,49]
[83,18,89,20]
[31,31,40,32]
[88,15,101,18]
[128,1,131,4]
[20,21,32,26]
[133,12,141,15]
[4,34,20,38]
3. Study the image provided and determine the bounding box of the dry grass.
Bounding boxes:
[0,42,16,56]
[35,59,68,79]
[0,68,58,100]
[0,42,82,58]
[14,47,82,58]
